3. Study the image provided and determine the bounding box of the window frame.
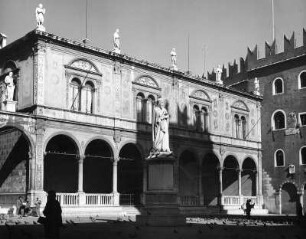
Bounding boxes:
[272,77,284,95]
[298,70,306,89]
[271,109,286,130]
[298,112,306,127]
[299,146,306,165]
[274,149,285,167]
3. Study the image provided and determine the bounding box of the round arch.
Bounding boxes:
[272,77,284,95]
[179,150,198,201]
[44,134,79,193]
[241,157,257,196]
[83,139,113,193]
[202,152,220,206]
[222,155,239,196]
[84,136,115,157]
[280,182,298,215]
[118,143,143,205]
[44,131,81,155]
[0,126,31,205]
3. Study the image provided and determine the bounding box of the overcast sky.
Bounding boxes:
[0,0,305,76]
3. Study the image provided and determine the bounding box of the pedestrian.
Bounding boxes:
[43,190,62,239]
[35,197,42,217]
[16,196,26,217]
[245,199,255,219]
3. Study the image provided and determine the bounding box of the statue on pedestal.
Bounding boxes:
[148,98,172,159]
[170,48,177,70]
[215,65,223,85]
[113,29,120,54]
[4,72,15,101]
[36,3,46,31]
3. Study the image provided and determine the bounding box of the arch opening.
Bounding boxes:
[241,158,256,196]
[84,139,113,193]
[223,156,239,196]
[118,143,143,205]
[202,153,220,206]
[44,135,79,193]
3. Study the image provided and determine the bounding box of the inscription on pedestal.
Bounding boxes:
[148,163,174,191]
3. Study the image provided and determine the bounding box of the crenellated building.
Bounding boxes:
[218,29,306,215]
[0,30,265,216]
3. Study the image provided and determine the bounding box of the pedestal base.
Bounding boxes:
[138,155,186,225]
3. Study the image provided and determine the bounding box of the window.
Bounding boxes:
[272,111,286,130]
[82,82,94,113]
[201,107,208,132]
[193,105,200,131]
[299,71,306,89]
[241,116,247,139]
[70,78,81,111]
[234,114,240,138]
[299,113,306,126]
[275,150,285,167]
[300,147,306,165]
[136,93,145,122]
[147,95,155,124]
[273,78,284,95]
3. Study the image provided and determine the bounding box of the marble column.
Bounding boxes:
[112,157,119,206]
[198,158,203,205]
[238,169,242,196]
[78,155,85,206]
[218,167,223,205]
[78,155,84,193]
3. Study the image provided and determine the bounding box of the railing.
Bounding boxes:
[222,196,241,205]
[56,193,79,206]
[180,195,200,206]
[242,196,258,205]
[222,195,259,206]
[85,194,114,206]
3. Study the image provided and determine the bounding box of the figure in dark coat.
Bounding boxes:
[43,191,62,239]
[245,199,255,219]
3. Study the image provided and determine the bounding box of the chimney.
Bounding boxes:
[0,33,7,49]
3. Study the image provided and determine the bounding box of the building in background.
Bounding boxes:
[0,29,264,216]
[217,29,306,215]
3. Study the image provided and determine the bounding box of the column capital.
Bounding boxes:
[78,155,85,162]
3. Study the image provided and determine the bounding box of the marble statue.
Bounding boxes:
[215,65,223,84]
[170,48,177,70]
[113,29,120,54]
[4,72,15,101]
[36,3,46,31]
[149,98,172,158]
[254,77,260,95]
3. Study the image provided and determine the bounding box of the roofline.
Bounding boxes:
[1,30,262,101]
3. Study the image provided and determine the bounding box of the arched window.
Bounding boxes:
[300,147,306,165]
[201,107,208,132]
[273,111,286,130]
[234,114,240,138]
[193,105,200,131]
[273,78,284,95]
[241,116,247,139]
[298,71,306,89]
[275,149,285,167]
[82,82,94,113]
[147,95,155,124]
[136,93,145,122]
[70,78,81,111]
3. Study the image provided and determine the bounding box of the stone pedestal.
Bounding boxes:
[3,100,17,112]
[137,155,186,226]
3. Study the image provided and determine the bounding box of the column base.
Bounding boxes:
[3,100,17,112]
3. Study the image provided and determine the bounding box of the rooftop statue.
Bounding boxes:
[113,29,120,54]
[170,48,177,70]
[36,3,46,31]
[215,65,223,85]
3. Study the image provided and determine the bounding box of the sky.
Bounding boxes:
[0,0,305,76]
